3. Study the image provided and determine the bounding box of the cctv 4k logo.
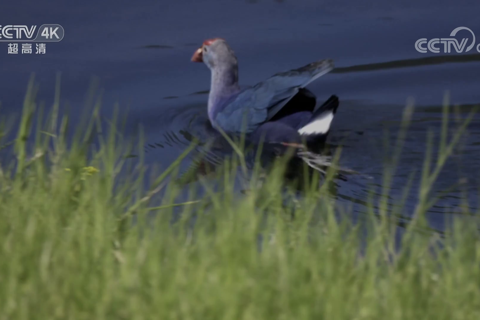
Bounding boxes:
[415,26,480,54]
[0,24,64,42]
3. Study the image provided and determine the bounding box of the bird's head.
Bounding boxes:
[191,38,238,69]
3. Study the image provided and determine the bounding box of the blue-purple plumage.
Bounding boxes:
[214,59,334,133]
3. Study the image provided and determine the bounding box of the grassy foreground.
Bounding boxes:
[1,82,480,319]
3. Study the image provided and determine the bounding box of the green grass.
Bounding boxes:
[0,81,480,319]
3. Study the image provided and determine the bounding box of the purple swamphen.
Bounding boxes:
[191,38,339,149]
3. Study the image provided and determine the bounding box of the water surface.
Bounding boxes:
[1,0,480,231]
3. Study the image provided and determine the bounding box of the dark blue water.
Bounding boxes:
[1,0,480,231]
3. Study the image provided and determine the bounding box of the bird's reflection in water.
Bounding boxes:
[168,119,360,196]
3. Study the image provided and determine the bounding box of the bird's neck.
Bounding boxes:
[208,64,240,123]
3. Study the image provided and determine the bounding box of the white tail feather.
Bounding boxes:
[298,112,334,135]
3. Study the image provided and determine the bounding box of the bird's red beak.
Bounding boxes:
[191,47,203,62]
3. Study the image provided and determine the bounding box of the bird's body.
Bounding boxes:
[191,38,339,146]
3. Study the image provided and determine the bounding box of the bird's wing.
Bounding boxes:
[215,59,334,133]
